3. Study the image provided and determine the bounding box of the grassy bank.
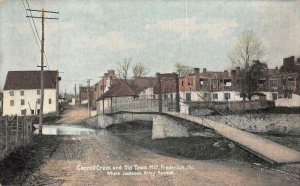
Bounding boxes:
[0,135,62,185]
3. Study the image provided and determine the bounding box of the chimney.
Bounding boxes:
[203,68,207,73]
[108,70,115,75]
[194,68,200,90]
[194,68,200,75]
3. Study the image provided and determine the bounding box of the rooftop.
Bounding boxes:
[4,71,58,90]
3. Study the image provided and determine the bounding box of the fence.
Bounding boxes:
[0,115,34,161]
[189,100,273,112]
[104,99,177,114]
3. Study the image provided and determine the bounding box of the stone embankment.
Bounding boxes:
[205,114,300,135]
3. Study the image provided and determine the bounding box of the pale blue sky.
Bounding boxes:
[1,0,300,93]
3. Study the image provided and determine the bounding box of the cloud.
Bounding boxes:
[83,31,144,51]
[145,17,238,41]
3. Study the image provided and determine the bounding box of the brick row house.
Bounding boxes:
[157,56,300,106]
[2,71,60,116]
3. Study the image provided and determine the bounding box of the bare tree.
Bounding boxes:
[132,63,150,78]
[229,31,266,100]
[117,58,132,80]
[174,63,194,77]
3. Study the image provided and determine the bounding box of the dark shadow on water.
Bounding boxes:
[107,121,270,165]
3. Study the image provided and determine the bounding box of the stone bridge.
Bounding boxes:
[85,111,300,164]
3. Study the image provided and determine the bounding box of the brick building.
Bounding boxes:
[94,70,117,103]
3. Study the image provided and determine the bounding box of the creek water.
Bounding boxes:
[33,124,101,135]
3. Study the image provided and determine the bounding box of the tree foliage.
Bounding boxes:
[242,60,268,100]
[229,31,267,100]
[132,62,150,78]
[174,63,194,77]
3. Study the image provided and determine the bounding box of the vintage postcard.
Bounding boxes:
[0,0,300,185]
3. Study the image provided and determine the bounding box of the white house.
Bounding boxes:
[2,71,60,116]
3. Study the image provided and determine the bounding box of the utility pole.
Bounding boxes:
[86,79,93,117]
[79,84,83,105]
[26,8,59,135]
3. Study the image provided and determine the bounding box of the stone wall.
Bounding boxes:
[86,112,155,129]
[152,115,189,139]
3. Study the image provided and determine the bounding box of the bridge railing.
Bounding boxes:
[0,115,34,161]
[103,99,176,114]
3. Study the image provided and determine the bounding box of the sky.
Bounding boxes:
[1,0,300,93]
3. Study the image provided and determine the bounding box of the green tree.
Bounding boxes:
[174,63,194,77]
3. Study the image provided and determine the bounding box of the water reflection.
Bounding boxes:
[33,124,101,135]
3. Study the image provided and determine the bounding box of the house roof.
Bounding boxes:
[126,77,157,94]
[96,80,137,100]
[4,71,58,90]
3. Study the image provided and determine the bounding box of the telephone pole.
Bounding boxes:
[26,8,59,134]
[86,79,93,117]
[74,84,77,97]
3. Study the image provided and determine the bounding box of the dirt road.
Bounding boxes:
[22,133,299,186]
[55,106,89,124]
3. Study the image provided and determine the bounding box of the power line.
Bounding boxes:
[23,0,52,71]
[21,0,40,48]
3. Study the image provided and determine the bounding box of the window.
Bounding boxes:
[20,91,24,96]
[272,93,278,100]
[49,99,52,104]
[269,80,278,88]
[10,100,14,106]
[37,99,41,104]
[31,110,34,115]
[164,94,168,100]
[21,109,26,116]
[224,93,231,100]
[9,91,14,96]
[37,90,41,95]
[181,81,184,86]
[186,93,191,102]
[213,93,218,100]
[21,99,25,105]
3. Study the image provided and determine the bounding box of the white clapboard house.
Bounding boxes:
[2,71,60,116]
